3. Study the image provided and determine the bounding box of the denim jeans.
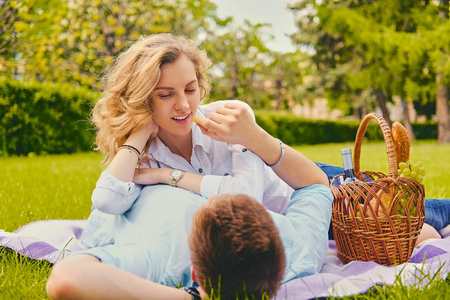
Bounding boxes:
[314,162,450,239]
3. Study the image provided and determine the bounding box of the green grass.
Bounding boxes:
[0,152,104,299]
[0,152,104,232]
[0,141,449,299]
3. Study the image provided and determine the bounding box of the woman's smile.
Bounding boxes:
[172,113,191,124]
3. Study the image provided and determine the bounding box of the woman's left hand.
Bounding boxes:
[133,168,167,185]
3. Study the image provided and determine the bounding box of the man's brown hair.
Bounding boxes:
[189,194,286,299]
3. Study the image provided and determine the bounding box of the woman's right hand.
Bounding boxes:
[194,102,262,148]
[137,119,160,141]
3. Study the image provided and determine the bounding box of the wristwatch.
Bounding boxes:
[169,169,185,187]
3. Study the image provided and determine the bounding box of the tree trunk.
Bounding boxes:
[353,107,362,119]
[436,70,450,142]
[229,55,238,99]
[436,0,450,143]
[373,88,392,128]
[274,78,283,110]
[400,98,416,141]
[274,64,284,110]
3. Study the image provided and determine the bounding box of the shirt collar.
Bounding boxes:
[147,137,170,163]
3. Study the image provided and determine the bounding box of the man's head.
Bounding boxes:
[189,194,286,299]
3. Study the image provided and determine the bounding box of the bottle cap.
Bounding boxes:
[341,148,351,155]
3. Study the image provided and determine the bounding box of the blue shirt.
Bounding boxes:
[81,179,332,285]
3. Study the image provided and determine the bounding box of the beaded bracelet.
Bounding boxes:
[119,144,141,156]
[119,144,142,172]
[265,138,285,168]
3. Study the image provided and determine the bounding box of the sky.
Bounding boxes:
[212,0,298,53]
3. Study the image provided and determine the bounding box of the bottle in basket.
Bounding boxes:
[341,148,360,184]
[340,148,363,210]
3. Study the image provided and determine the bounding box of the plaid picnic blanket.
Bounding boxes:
[1,221,449,299]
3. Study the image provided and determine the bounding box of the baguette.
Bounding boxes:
[392,122,410,165]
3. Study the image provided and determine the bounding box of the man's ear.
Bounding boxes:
[190,265,198,283]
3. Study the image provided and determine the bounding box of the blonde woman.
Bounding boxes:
[46,34,332,299]
[85,33,327,218]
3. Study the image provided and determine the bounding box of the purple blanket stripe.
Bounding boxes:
[18,242,59,258]
[334,260,378,277]
[410,245,447,263]
[66,225,84,240]
[1,220,449,299]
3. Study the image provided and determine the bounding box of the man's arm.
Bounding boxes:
[47,254,192,300]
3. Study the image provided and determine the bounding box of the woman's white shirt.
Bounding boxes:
[91,100,293,215]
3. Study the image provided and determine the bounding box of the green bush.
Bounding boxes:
[0,79,438,156]
[254,110,437,145]
[0,78,99,156]
[412,122,438,139]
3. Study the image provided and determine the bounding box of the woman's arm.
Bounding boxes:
[195,102,329,190]
[91,120,159,214]
[107,120,159,182]
[133,147,266,203]
[133,167,203,195]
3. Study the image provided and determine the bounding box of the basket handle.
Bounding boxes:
[353,113,398,178]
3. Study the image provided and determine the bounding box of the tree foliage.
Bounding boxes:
[1,0,310,112]
[1,0,449,142]
[203,20,272,106]
[0,0,19,75]
[289,0,450,140]
[1,0,224,87]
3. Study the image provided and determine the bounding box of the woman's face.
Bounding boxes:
[152,54,200,140]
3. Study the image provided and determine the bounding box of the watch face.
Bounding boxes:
[171,169,182,178]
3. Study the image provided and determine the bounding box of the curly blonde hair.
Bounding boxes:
[92,34,211,164]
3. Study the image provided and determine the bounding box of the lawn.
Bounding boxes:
[0,140,449,299]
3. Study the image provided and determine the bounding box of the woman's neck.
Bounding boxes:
[158,131,193,163]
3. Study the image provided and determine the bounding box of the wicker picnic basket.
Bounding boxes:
[330,113,425,266]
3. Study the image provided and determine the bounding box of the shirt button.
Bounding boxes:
[198,168,203,173]
[242,148,247,152]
